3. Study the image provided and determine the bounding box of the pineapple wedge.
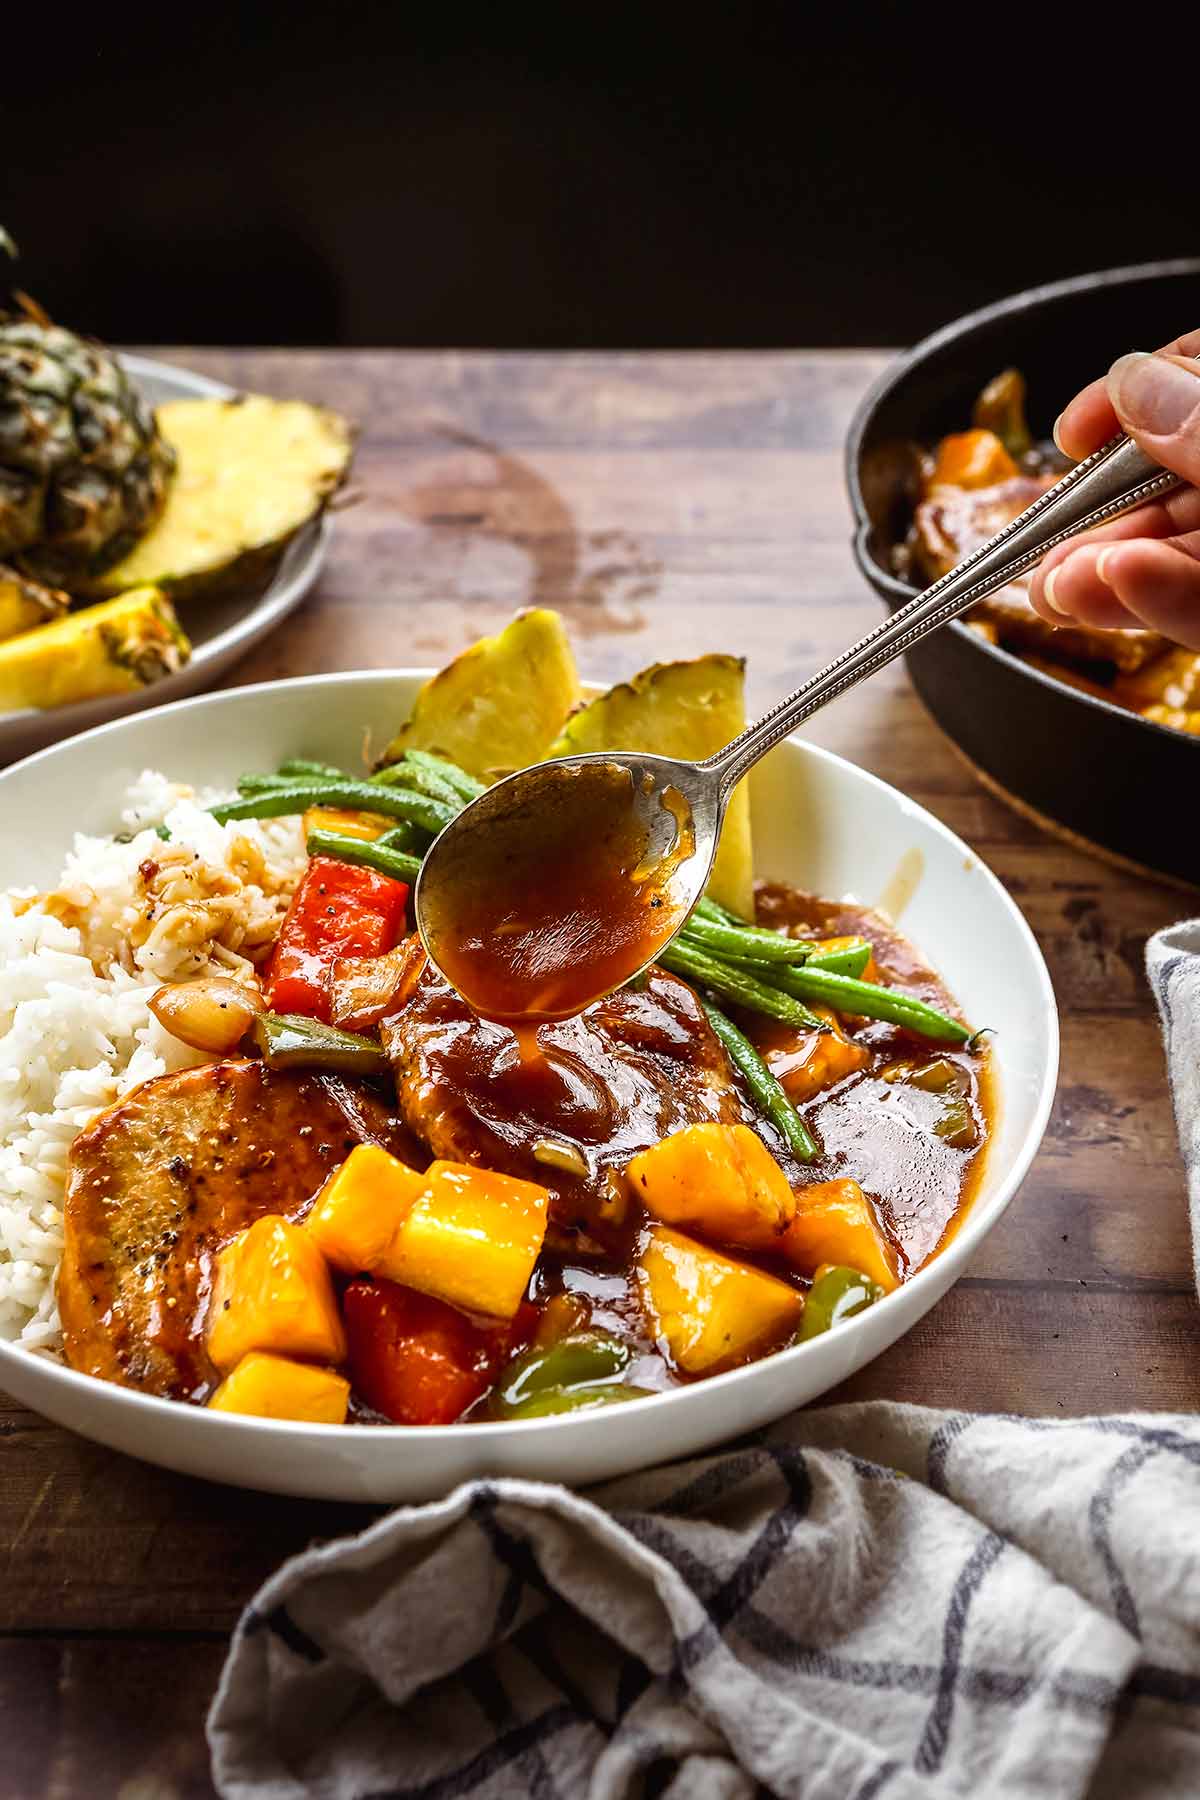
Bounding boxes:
[0,566,68,643]
[0,586,189,713]
[87,396,354,601]
[550,655,754,917]
[378,608,582,779]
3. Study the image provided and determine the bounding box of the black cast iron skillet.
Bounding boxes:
[845,260,1200,885]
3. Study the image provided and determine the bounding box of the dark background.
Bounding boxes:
[4,11,1195,350]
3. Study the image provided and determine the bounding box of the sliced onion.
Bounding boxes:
[330,940,427,1033]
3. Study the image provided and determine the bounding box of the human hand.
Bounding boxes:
[1028,332,1200,648]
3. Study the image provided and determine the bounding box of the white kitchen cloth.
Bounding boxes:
[207,924,1200,1800]
[1147,918,1200,1292]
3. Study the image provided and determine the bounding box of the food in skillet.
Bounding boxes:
[896,368,1200,734]
[1,610,991,1425]
[0,230,353,711]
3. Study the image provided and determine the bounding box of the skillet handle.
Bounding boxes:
[708,433,1181,793]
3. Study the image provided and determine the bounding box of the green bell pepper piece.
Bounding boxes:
[800,1265,885,1340]
[503,1381,655,1419]
[491,1330,632,1419]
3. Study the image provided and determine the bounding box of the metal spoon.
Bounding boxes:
[416,429,1180,1020]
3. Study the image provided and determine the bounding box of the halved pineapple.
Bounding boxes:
[550,655,754,917]
[378,608,582,779]
[86,396,354,601]
[0,586,189,712]
[0,566,68,642]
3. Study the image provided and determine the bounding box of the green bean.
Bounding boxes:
[399,749,486,801]
[702,999,819,1163]
[238,762,353,795]
[212,780,455,835]
[370,760,463,809]
[376,820,432,857]
[807,941,872,979]
[252,1012,385,1076]
[237,772,315,795]
[305,829,422,884]
[681,916,815,965]
[726,959,969,1043]
[731,940,873,980]
[278,758,349,782]
[659,940,826,1031]
[694,895,742,926]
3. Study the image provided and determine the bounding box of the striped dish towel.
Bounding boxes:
[206,926,1200,1800]
[1147,919,1200,1295]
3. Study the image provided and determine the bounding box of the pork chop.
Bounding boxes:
[912,476,1165,674]
[383,963,747,1247]
[59,1059,417,1398]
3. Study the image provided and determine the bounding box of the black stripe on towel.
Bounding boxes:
[243,1602,325,1663]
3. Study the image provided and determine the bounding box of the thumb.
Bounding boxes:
[1106,350,1200,484]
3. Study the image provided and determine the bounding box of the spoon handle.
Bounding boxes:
[706,432,1181,795]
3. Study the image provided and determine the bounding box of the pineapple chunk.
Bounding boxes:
[748,1008,871,1103]
[0,566,67,643]
[303,804,391,843]
[638,1225,803,1374]
[781,1179,899,1293]
[550,655,753,917]
[378,609,582,779]
[90,396,354,601]
[0,586,189,713]
[208,1352,350,1424]
[926,429,1019,492]
[304,1143,428,1276]
[208,1217,347,1372]
[625,1123,795,1252]
[386,1160,550,1320]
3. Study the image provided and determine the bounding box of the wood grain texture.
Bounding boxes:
[2,349,1196,1795]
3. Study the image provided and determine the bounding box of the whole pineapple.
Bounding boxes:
[0,233,176,585]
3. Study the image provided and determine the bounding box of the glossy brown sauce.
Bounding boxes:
[390,881,992,1302]
[65,878,992,1415]
[418,760,696,1020]
[383,959,746,1251]
[753,882,993,1275]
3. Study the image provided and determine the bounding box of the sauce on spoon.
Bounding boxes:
[416,760,697,1021]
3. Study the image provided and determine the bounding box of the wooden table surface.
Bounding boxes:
[4,350,1197,1797]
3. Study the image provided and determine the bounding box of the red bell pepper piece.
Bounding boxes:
[343,1279,536,1425]
[265,857,409,1022]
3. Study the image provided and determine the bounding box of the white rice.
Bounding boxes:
[0,771,306,1351]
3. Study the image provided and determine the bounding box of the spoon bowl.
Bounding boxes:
[415,750,718,1020]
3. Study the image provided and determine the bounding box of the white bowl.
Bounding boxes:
[0,671,1058,1500]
